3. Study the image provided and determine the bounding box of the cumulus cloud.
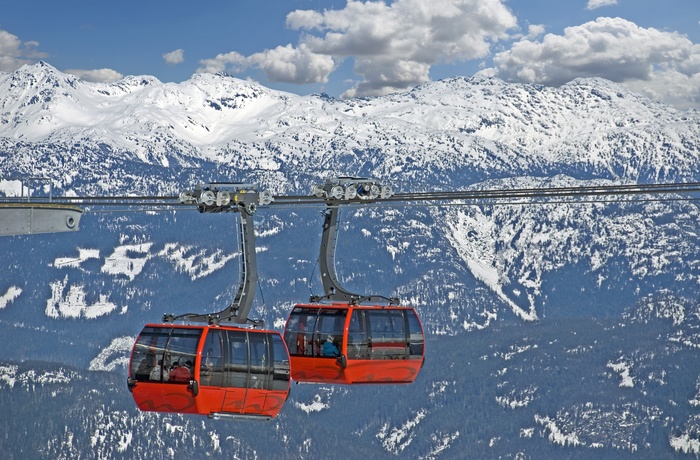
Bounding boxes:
[198,0,517,97]
[0,29,47,72]
[197,51,247,74]
[198,44,335,84]
[63,68,123,82]
[163,48,185,65]
[526,24,546,39]
[0,29,120,83]
[483,17,700,109]
[587,0,618,10]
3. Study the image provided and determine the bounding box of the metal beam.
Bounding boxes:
[0,203,82,236]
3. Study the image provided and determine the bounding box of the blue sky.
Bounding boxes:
[2,0,699,108]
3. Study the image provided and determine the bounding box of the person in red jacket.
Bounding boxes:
[169,358,193,382]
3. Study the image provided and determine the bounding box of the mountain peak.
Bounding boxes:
[0,60,698,183]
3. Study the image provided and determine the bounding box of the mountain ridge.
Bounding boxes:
[2,62,698,189]
[1,61,700,458]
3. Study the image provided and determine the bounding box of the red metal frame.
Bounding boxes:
[128,324,290,419]
[284,303,425,384]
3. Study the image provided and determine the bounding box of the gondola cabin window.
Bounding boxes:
[270,333,291,391]
[218,329,290,392]
[200,329,224,387]
[130,326,202,383]
[284,307,345,357]
[349,309,424,360]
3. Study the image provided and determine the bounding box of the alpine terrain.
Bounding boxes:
[0,62,699,458]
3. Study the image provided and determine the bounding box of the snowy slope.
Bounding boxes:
[1,62,698,189]
[1,62,700,458]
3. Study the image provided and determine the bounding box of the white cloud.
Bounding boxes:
[483,17,699,109]
[163,48,185,65]
[197,51,247,74]
[527,24,546,39]
[63,68,123,83]
[241,44,335,84]
[197,45,334,84]
[198,0,517,97]
[0,29,47,72]
[624,62,700,110]
[0,28,120,83]
[587,0,618,10]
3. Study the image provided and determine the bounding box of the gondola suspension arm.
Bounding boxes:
[162,183,273,326]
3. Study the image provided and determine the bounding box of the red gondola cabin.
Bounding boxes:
[283,303,425,384]
[127,324,291,420]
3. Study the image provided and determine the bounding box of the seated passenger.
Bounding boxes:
[321,335,339,357]
[150,356,170,382]
[168,359,193,382]
[135,350,156,380]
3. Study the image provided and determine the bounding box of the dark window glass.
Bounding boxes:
[201,330,224,387]
[271,334,290,391]
[367,310,408,360]
[284,308,318,356]
[347,310,369,359]
[131,327,170,381]
[226,330,249,388]
[130,327,202,383]
[165,328,202,383]
[407,310,425,358]
[314,309,345,358]
[248,332,270,389]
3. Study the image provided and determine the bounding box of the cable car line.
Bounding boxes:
[6,176,700,418]
[4,179,700,212]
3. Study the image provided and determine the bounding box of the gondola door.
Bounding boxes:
[196,328,226,414]
[240,331,268,415]
[221,330,291,417]
[221,330,258,415]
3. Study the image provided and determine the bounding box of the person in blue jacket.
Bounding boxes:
[322,335,339,357]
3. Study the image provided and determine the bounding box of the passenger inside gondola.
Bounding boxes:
[149,355,170,382]
[321,335,339,357]
[168,358,193,382]
[135,349,156,380]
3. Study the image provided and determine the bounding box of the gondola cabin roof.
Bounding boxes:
[127,323,291,420]
[283,303,425,385]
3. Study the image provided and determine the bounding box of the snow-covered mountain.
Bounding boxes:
[2,61,698,189]
[1,62,699,458]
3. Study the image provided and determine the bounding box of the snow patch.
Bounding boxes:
[89,336,135,371]
[45,275,119,319]
[0,363,80,389]
[444,208,538,321]
[422,431,459,459]
[101,243,153,281]
[0,286,22,310]
[53,248,100,269]
[159,243,236,280]
[294,393,330,413]
[0,364,18,388]
[0,179,23,197]
[607,359,635,388]
[496,385,538,409]
[535,415,584,447]
[671,432,700,455]
[376,409,427,454]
